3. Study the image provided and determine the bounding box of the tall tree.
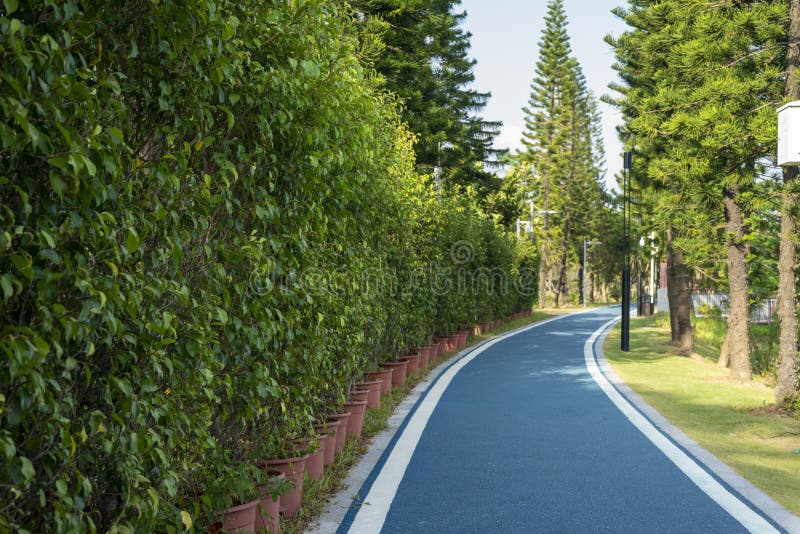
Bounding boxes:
[606,0,697,352]
[519,0,606,308]
[609,0,786,378]
[521,0,570,308]
[776,0,800,404]
[352,0,504,196]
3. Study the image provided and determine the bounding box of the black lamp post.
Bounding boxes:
[621,152,632,352]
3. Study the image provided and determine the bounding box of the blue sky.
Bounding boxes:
[459,0,629,190]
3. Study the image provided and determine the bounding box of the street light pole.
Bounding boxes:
[583,240,602,308]
[622,151,632,352]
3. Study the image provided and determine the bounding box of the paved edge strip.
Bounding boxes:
[308,307,605,534]
[588,318,800,534]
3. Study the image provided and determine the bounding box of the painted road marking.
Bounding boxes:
[584,318,779,534]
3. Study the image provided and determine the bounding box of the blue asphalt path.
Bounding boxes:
[339,307,785,533]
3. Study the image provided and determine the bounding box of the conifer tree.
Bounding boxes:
[606,0,697,352]
[609,0,786,379]
[519,0,606,308]
[352,0,504,196]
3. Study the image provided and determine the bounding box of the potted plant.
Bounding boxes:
[313,421,340,466]
[253,469,289,534]
[363,368,393,395]
[341,399,368,439]
[380,359,408,387]
[291,435,324,481]
[400,351,420,377]
[325,412,351,455]
[354,379,382,410]
[263,451,307,519]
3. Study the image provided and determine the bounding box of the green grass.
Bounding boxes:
[281,311,557,532]
[604,315,800,515]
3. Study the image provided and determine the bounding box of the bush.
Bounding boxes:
[0,1,535,531]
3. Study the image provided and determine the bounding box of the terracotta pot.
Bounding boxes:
[418,346,430,370]
[380,360,408,387]
[264,454,307,519]
[355,380,382,410]
[326,413,350,454]
[479,321,492,333]
[470,325,481,336]
[401,353,420,376]
[222,498,259,533]
[364,368,393,395]
[349,389,370,403]
[342,400,368,439]
[254,471,284,534]
[428,342,439,359]
[313,422,339,466]
[457,330,469,349]
[291,438,324,481]
[445,334,458,353]
[434,337,448,356]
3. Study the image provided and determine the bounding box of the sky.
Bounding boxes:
[458,0,629,190]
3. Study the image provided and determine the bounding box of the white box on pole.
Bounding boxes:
[777,101,800,166]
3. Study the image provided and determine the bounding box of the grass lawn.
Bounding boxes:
[604,315,800,516]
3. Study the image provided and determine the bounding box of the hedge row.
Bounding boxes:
[0,1,535,531]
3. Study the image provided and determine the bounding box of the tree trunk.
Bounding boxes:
[776,0,800,404]
[721,191,751,381]
[538,163,552,310]
[674,253,694,353]
[555,250,568,307]
[776,168,800,403]
[666,225,694,352]
[666,248,679,343]
[538,248,548,309]
[554,216,571,307]
[666,226,679,341]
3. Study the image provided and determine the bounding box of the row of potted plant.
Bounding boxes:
[215,310,533,533]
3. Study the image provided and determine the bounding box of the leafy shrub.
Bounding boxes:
[749,323,778,378]
[0,1,534,531]
[696,303,722,320]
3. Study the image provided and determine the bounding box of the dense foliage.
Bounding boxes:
[607,0,791,378]
[608,0,797,395]
[0,1,534,531]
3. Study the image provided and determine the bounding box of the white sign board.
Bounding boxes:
[778,101,800,166]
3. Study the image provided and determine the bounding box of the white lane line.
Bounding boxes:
[584,319,779,534]
[346,312,577,534]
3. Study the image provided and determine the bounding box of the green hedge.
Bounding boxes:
[0,1,535,531]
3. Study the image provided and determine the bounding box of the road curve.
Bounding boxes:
[335,307,790,534]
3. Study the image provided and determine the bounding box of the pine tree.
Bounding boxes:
[606,0,698,352]
[519,0,605,308]
[352,0,504,197]
[609,0,786,379]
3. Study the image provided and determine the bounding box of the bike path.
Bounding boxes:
[337,307,791,533]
